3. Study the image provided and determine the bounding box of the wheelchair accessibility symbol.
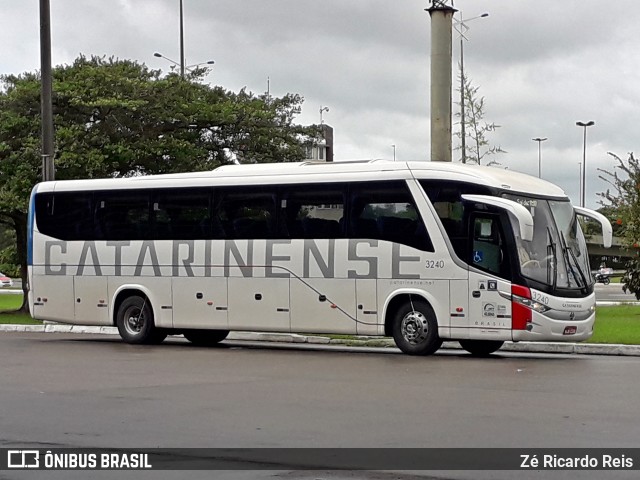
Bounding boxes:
[473,251,483,263]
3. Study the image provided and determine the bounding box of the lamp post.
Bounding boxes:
[454,11,488,164]
[155,1,214,79]
[532,137,547,178]
[576,120,595,207]
[392,144,396,161]
[154,52,214,77]
[319,106,329,124]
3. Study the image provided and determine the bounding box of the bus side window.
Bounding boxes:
[152,189,211,240]
[215,188,277,240]
[94,191,150,241]
[280,185,345,239]
[349,181,433,252]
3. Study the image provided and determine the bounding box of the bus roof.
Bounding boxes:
[37,160,568,199]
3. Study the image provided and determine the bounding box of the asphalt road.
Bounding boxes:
[595,282,638,302]
[1,332,639,479]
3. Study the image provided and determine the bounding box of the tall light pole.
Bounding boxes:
[578,162,582,205]
[179,0,185,78]
[392,144,396,161]
[40,0,55,181]
[454,12,488,164]
[576,120,595,207]
[154,1,214,79]
[532,137,547,178]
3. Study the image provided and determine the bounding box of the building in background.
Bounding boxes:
[304,124,334,162]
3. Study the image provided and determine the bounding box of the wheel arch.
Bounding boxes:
[383,289,439,337]
[111,285,155,327]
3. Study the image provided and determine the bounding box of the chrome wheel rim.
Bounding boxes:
[401,310,428,345]
[123,305,145,336]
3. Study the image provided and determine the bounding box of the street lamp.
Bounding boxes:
[532,137,547,178]
[154,52,214,76]
[319,106,329,124]
[454,11,488,164]
[155,1,214,78]
[576,120,595,207]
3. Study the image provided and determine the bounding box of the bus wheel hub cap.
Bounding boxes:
[401,311,427,344]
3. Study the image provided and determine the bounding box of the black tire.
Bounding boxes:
[603,277,610,285]
[116,295,165,344]
[183,329,230,346]
[392,298,442,356]
[459,340,504,356]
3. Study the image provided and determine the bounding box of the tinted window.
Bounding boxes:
[349,181,433,252]
[35,192,93,240]
[216,187,277,239]
[94,191,150,240]
[280,184,345,239]
[153,189,212,240]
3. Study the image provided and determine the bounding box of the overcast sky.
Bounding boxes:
[1,0,638,209]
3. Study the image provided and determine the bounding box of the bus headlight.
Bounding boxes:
[512,294,550,314]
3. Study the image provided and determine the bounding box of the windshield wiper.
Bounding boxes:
[546,227,557,291]
[560,231,589,292]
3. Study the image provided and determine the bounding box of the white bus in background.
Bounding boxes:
[27,161,612,356]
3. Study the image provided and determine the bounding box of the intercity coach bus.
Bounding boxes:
[27,161,612,356]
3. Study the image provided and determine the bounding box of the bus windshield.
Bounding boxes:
[503,194,592,290]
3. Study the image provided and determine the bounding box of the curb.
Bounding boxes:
[2,324,640,357]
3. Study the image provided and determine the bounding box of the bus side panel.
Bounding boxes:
[30,273,75,323]
[449,279,470,340]
[290,278,357,334]
[227,277,290,332]
[467,271,512,341]
[355,279,378,336]
[108,277,173,329]
[172,277,229,330]
[74,276,109,325]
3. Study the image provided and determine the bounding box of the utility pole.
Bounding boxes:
[40,0,55,181]
[426,1,457,162]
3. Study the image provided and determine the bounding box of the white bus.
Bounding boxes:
[27,161,612,356]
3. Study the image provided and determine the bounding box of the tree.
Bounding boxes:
[599,152,640,298]
[454,71,506,165]
[0,55,321,311]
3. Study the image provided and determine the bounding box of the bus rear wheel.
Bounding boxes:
[392,298,442,356]
[116,295,166,345]
[459,340,504,356]
[183,329,230,346]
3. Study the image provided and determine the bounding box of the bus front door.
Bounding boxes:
[467,213,512,341]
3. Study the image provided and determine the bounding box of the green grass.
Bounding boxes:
[590,305,640,345]
[0,293,41,324]
[1,294,640,344]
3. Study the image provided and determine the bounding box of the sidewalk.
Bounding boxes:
[2,323,640,357]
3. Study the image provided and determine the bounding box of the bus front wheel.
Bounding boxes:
[116,295,166,344]
[392,298,442,356]
[183,329,230,346]
[459,340,504,356]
